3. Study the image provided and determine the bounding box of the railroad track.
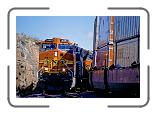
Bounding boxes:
[24,90,96,98]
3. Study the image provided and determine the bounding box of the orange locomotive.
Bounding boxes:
[38,37,92,91]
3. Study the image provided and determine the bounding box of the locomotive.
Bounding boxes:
[38,38,92,91]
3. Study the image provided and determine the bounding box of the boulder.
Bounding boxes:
[16,33,40,96]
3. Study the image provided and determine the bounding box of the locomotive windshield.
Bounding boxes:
[58,44,72,50]
[42,43,56,50]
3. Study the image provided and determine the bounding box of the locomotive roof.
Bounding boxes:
[43,37,78,46]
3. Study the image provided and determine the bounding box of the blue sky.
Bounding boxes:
[16,16,95,50]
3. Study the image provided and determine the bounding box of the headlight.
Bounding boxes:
[45,67,48,71]
[54,51,58,57]
[62,68,65,72]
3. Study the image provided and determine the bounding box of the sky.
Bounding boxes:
[16,16,95,50]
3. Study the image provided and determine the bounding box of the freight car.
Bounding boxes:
[38,38,92,92]
[91,16,140,97]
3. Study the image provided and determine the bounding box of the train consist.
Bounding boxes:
[37,16,140,97]
[91,16,140,97]
[38,38,92,91]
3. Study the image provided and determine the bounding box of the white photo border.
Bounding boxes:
[7,7,150,109]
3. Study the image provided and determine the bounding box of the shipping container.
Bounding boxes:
[93,16,114,67]
[114,38,139,67]
[96,46,108,68]
[114,16,140,41]
[98,16,110,47]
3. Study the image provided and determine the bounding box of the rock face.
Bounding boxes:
[16,33,40,96]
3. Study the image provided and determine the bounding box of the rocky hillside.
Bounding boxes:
[16,33,40,96]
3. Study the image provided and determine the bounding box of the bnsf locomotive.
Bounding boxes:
[38,38,92,91]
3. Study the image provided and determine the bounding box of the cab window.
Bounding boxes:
[42,43,56,50]
[58,44,72,50]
